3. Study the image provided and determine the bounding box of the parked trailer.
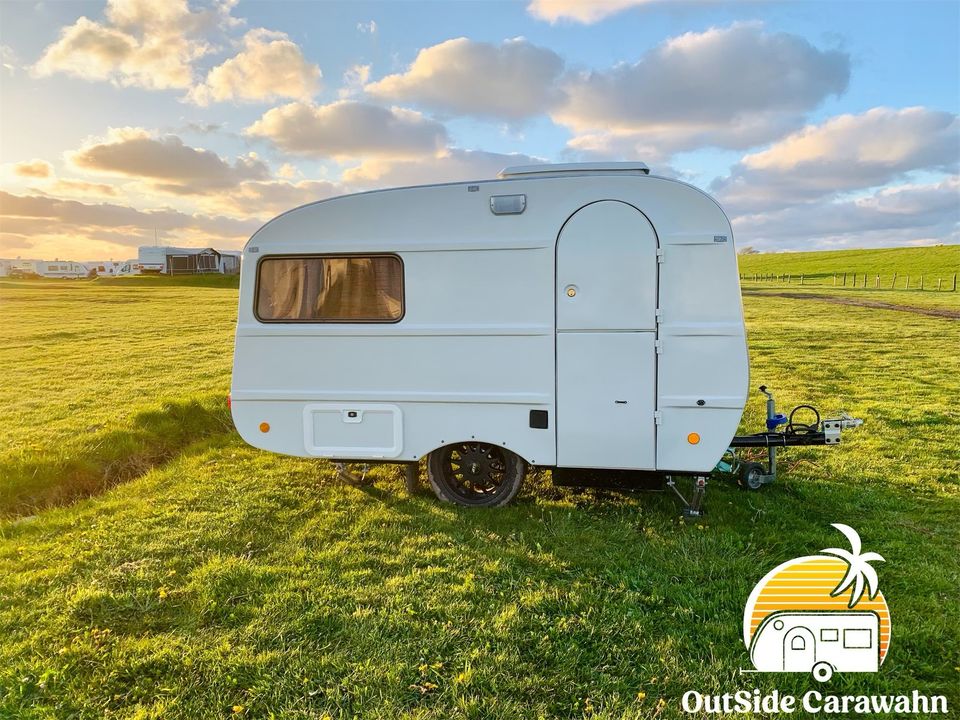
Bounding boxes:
[231,162,860,509]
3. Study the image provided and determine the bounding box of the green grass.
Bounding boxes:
[0,280,237,515]
[737,245,960,281]
[1,276,958,718]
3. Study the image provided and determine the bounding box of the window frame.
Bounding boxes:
[253,253,406,324]
[843,628,872,649]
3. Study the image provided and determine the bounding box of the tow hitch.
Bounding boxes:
[719,385,863,490]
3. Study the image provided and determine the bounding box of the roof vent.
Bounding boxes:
[498,161,650,179]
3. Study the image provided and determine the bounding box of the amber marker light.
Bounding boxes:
[687,432,701,445]
[259,422,270,433]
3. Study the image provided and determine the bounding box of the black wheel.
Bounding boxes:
[738,461,766,491]
[427,442,527,507]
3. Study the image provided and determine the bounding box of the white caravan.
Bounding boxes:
[231,162,753,506]
[750,611,881,682]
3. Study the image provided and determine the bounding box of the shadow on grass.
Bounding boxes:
[0,397,235,519]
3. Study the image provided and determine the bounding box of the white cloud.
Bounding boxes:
[556,22,849,154]
[342,148,547,188]
[527,0,655,24]
[365,37,565,121]
[730,176,960,251]
[714,107,960,213]
[339,63,371,99]
[357,20,378,34]
[68,128,270,194]
[1,44,19,75]
[31,0,222,90]
[189,28,321,105]
[244,100,448,159]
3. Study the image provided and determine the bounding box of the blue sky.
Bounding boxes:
[0,0,957,260]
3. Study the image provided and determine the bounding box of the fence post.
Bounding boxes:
[938,278,943,291]
[906,275,910,289]
[953,273,957,291]
[852,272,857,288]
[842,272,846,286]
[800,274,804,286]
[892,273,897,289]
[833,273,837,286]
[876,275,880,288]
[863,273,867,287]
[920,275,924,290]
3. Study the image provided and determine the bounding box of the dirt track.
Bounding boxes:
[742,290,960,319]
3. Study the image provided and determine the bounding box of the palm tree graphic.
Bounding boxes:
[822,523,885,608]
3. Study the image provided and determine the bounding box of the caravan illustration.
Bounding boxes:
[744,524,890,683]
[750,611,880,683]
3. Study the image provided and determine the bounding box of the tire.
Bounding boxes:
[811,661,833,683]
[427,442,527,507]
[738,461,766,491]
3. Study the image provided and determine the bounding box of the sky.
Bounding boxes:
[0,0,957,262]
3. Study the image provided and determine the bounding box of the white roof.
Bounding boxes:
[499,162,650,178]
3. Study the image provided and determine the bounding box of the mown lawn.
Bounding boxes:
[0,277,958,719]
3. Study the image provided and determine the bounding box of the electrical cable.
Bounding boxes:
[786,404,821,435]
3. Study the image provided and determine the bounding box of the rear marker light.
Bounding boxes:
[687,432,701,445]
[259,422,270,433]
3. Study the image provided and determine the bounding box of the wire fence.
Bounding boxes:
[740,272,958,291]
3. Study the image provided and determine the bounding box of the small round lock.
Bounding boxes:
[565,285,578,298]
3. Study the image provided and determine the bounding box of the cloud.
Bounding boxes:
[730,176,960,251]
[357,20,378,34]
[714,107,960,213]
[189,28,321,105]
[555,22,849,154]
[365,37,565,121]
[0,190,260,257]
[68,128,270,194]
[13,160,54,178]
[342,148,547,188]
[244,100,448,159]
[198,179,343,218]
[339,63,371,99]
[43,179,121,199]
[31,0,224,90]
[1,44,19,75]
[527,0,655,24]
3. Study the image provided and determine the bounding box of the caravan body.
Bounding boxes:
[231,163,749,504]
[751,611,881,678]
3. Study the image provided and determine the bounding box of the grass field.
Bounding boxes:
[1,265,958,719]
[737,245,960,283]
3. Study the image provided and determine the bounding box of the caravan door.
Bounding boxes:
[555,201,658,469]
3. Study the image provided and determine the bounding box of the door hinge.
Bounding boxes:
[656,248,665,263]
[655,339,663,354]
[654,411,663,425]
[655,308,662,323]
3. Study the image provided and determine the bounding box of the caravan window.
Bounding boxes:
[843,629,872,649]
[255,255,404,323]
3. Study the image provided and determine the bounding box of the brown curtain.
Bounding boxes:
[258,257,401,321]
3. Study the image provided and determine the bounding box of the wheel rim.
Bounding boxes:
[747,469,763,489]
[438,442,510,504]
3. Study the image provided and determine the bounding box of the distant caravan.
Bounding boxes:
[230,162,861,509]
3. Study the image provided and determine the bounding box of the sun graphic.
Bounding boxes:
[744,525,890,665]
